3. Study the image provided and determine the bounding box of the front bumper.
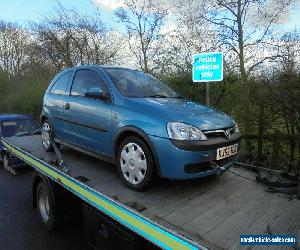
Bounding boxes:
[149,135,240,180]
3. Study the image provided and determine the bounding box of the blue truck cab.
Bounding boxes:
[0,114,40,171]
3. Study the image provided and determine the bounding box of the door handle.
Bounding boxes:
[65,103,70,110]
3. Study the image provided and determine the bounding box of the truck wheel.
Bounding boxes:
[2,154,16,175]
[3,154,9,171]
[41,120,59,152]
[117,136,155,191]
[36,181,60,231]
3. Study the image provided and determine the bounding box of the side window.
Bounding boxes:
[71,69,108,97]
[50,71,72,95]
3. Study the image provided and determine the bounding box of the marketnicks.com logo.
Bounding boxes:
[240,234,297,246]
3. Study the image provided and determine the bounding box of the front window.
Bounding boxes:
[1,119,39,137]
[105,68,180,98]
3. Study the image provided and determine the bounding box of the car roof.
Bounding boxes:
[67,65,137,71]
[51,65,140,84]
[0,114,33,122]
[101,65,136,71]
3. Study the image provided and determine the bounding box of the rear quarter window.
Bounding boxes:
[50,71,72,95]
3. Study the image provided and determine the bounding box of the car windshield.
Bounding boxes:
[105,68,181,98]
[1,119,39,137]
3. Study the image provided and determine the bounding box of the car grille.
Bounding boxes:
[185,155,236,174]
[185,162,213,174]
[214,155,236,166]
[204,127,235,139]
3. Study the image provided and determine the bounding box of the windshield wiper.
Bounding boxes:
[15,131,30,137]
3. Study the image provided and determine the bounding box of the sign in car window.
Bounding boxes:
[2,121,17,126]
[193,52,223,82]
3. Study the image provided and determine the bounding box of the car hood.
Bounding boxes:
[126,98,236,130]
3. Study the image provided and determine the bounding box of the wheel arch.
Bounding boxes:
[113,126,161,177]
[40,114,48,125]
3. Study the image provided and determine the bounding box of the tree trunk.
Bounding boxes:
[271,132,280,170]
[289,109,296,172]
[237,0,247,82]
[237,0,252,156]
[143,50,149,73]
[257,102,264,165]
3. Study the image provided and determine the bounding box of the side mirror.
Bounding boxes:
[85,91,109,101]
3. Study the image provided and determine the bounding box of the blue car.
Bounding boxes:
[41,65,241,190]
[0,114,40,173]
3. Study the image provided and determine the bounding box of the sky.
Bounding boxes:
[0,0,299,31]
[0,0,113,24]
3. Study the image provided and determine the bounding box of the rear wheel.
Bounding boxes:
[36,181,61,231]
[117,137,155,191]
[41,120,59,152]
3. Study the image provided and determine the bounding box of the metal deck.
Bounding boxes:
[4,136,300,249]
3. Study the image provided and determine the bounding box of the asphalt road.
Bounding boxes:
[0,166,88,250]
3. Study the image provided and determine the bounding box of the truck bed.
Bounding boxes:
[4,136,300,249]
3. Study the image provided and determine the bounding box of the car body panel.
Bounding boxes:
[110,97,235,139]
[125,98,235,132]
[148,135,237,179]
[42,68,74,139]
[44,94,66,138]
[62,95,113,154]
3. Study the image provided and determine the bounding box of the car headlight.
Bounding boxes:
[234,125,240,134]
[167,122,207,141]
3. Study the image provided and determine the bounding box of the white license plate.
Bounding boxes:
[216,144,238,160]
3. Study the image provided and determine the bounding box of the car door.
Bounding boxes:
[63,68,112,155]
[44,70,73,139]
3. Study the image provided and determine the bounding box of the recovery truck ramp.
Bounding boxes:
[2,135,300,250]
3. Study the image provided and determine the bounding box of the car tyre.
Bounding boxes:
[41,120,59,152]
[2,154,9,171]
[117,136,155,191]
[36,181,61,232]
[2,154,17,175]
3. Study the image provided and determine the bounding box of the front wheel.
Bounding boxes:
[117,137,155,191]
[2,154,16,175]
[3,154,9,171]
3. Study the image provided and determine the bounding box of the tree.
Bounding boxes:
[277,29,300,72]
[263,31,300,170]
[32,3,122,70]
[0,21,29,76]
[195,0,295,80]
[115,0,167,73]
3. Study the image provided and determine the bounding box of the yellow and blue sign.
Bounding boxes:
[193,52,223,82]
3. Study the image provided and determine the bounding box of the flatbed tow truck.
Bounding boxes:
[2,135,300,249]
